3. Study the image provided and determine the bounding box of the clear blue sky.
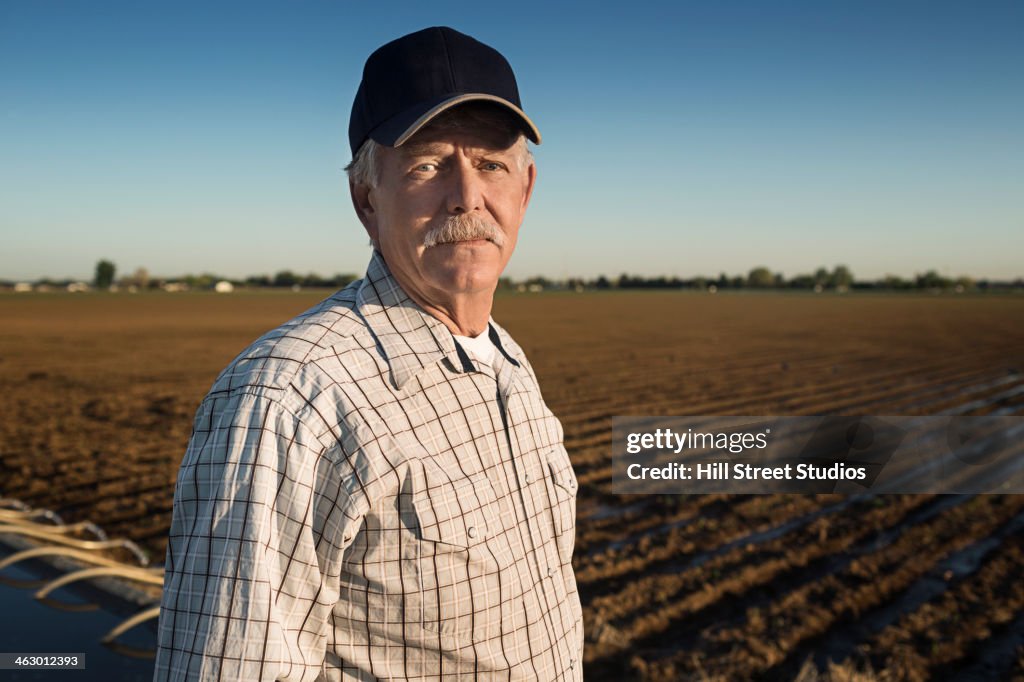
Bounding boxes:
[2,1,1021,282]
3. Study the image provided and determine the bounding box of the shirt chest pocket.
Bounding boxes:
[545,445,579,567]
[403,458,514,644]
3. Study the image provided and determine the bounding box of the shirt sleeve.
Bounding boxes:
[153,390,366,682]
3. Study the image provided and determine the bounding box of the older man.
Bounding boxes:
[154,27,582,681]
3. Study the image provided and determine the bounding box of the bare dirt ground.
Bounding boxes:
[2,290,1022,680]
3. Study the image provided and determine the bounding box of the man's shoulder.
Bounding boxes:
[207,281,380,398]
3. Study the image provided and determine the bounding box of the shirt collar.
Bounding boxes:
[355,250,521,390]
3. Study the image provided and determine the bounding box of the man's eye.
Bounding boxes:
[482,162,505,171]
[414,163,436,172]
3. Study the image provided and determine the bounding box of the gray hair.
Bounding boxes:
[346,138,381,187]
[345,104,533,188]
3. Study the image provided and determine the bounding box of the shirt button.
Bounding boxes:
[569,658,576,669]
[548,567,556,578]
[523,472,531,484]
[467,526,478,539]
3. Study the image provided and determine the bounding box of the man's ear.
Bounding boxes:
[521,161,537,212]
[350,181,379,246]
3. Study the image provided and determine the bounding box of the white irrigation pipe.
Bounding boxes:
[0,545,148,572]
[0,515,107,540]
[0,496,163,658]
[35,565,164,600]
[0,508,64,525]
[0,524,148,566]
[102,606,161,644]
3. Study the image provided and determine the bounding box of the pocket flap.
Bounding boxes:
[546,447,578,495]
[412,460,495,547]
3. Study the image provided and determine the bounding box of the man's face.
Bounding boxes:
[352,123,536,307]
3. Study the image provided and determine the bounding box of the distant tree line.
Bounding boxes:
[113,265,359,291]
[7,262,362,292]
[499,265,1023,293]
[3,261,1021,293]
[242,271,359,289]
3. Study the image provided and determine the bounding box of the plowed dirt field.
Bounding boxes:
[2,290,1022,680]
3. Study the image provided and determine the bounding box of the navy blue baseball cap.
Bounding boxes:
[349,26,541,156]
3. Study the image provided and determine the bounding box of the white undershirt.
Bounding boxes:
[452,325,497,368]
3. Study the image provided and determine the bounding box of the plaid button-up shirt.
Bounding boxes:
[154,251,583,681]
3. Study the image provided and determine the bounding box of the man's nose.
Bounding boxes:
[445,162,484,214]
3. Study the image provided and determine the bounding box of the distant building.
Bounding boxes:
[214,281,234,293]
[14,282,32,292]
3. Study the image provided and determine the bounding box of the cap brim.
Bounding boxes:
[369,93,541,148]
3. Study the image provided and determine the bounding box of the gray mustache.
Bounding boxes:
[423,215,505,248]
